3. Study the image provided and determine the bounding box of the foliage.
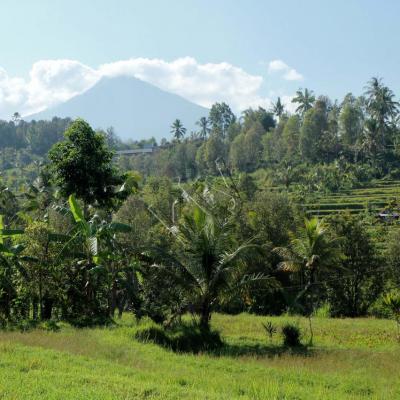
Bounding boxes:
[48,119,124,209]
[281,323,302,347]
[261,320,277,342]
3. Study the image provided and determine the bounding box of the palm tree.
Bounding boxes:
[170,119,186,142]
[271,97,285,118]
[364,77,399,146]
[274,217,342,344]
[291,88,315,115]
[196,117,210,140]
[151,203,266,331]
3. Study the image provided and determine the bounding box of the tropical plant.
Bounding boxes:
[292,88,315,115]
[383,292,400,342]
[63,194,133,318]
[170,119,187,142]
[0,215,25,320]
[262,320,277,343]
[365,77,399,142]
[281,323,301,347]
[150,197,267,331]
[271,97,285,118]
[274,217,342,344]
[196,117,210,140]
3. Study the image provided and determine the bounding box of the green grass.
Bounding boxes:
[0,313,398,399]
[301,179,400,217]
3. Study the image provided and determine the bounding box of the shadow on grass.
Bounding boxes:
[135,323,313,358]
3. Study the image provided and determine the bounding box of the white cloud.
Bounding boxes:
[0,60,99,117]
[268,59,303,81]
[99,57,271,110]
[0,57,299,118]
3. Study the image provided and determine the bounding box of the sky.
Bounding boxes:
[0,0,399,118]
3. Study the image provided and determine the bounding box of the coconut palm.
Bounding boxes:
[274,217,342,343]
[170,119,186,142]
[292,88,315,115]
[364,77,399,146]
[196,117,210,140]
[271,97,285,118]
[151,203,267,330]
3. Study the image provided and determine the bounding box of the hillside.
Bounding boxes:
[27,76,208,141]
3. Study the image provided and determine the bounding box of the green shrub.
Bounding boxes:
[281,323,302,347]
[261,321,277,342]
[38,320,61,332]
[368,295,393,319]
[313,302,331,318]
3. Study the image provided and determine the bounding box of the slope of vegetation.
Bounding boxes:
[304,179,400,217]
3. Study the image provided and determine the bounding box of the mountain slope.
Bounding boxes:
[27,76,208,141]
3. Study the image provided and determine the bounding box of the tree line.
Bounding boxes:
[122,77,400,190]
[0,115,400,332]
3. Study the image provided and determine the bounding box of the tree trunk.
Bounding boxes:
[199,301,211,331]
[41,298,53,320]
[308,314,314,346]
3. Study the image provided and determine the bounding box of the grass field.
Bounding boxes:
[0,314,398,399]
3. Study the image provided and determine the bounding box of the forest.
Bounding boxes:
[1,75,400,400]
[0,76,400,344]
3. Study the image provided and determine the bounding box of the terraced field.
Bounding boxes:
[303,180,400,217]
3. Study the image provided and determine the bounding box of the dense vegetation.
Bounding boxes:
[0,76,400,343]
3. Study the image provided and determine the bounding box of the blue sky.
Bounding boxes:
[0,0,399,117]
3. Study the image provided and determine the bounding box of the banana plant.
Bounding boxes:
[0,215,26,319]
[67,194,133,316]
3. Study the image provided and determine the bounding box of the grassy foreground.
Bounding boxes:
[0,314,399,399]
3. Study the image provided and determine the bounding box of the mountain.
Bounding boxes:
[27,76,208,141]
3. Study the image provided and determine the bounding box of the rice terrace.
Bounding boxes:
[1,0,400,399]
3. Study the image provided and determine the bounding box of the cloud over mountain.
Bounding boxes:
[0,57,301,119]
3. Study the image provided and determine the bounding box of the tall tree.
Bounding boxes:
[170,119,186,142]
[195,117,210,140]
[241,107,275,132]
[48,118,123,210]
[299,99,328,162]
[364,77,399,147]
[292,88,316,115]
[339,94,364,147]
[271,97,285,118]
[326,215,381,317]
[208,102,236,138]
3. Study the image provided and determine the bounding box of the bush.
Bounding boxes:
[261,321,277,342]
[313,302,331,318]
[368,292,399,319]
[38,320,61,332]
[281,323,301,347]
